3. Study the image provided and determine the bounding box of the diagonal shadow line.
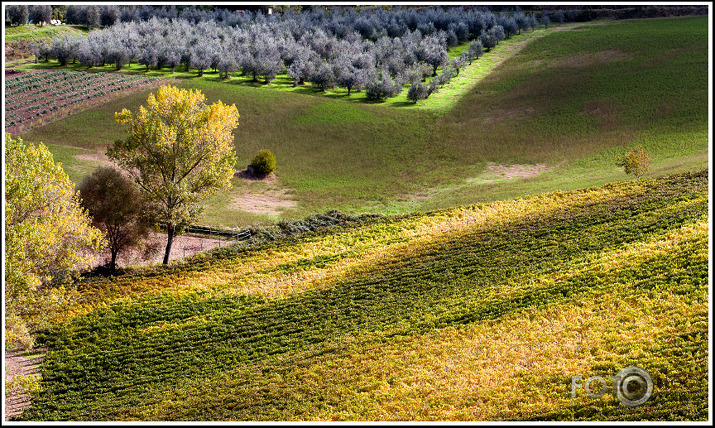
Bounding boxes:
[21,171,707,420]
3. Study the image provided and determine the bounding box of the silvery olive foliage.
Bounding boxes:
[44,6,553,101]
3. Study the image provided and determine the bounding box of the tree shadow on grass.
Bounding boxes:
[391,101,418,108]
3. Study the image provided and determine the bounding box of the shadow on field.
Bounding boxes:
[19,171,708,420]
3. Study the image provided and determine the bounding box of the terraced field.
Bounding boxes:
[16,170,708,421]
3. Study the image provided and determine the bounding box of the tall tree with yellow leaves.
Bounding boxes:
[5,134,106,349]
[108,85,239,264]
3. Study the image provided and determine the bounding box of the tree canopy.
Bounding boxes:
[5,134,106,348]
[78,166,152,271]
[108,85,240,264]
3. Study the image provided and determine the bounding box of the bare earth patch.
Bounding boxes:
[468,162,557,184]
[407,162,557,202]
[73,152,116,168]
[4,348,46,421]
[482,106,535,125]
[102,232,233,268]
[231,171,298,216]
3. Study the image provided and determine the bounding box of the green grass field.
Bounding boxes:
[4,24,88,41]
[4,24,87,64]
[10,17,709,231]
[16,170,709,421]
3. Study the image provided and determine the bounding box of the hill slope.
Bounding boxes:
[17,170,708,421]
[15,16,708,227]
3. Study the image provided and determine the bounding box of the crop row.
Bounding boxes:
[6,75,148,115]
[8,76,122,112]
[6,71,88,95]
[17,171,709,420]
[7,77,145,118]
[5,70,154,97]
[4,70,159,133]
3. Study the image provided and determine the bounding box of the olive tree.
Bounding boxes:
[85,5,101,28]
[29,5,52,26]
[423,43,449,76]
[7,5,29,26]
[100,5,120,27]
[407,81,429,103]
[467,39,484,64]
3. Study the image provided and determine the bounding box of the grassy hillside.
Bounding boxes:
[4,24,87,63]
[16,170,709,421]
[13,16,709,229]
[4,24,87,41]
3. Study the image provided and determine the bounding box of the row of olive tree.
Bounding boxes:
[38,8,548,101]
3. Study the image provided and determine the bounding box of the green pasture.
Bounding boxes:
[4,24,88,41]
[10,17,709,228]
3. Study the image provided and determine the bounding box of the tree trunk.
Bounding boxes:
[110,250,118,272]
[347,86,352,96]
[198,69,204,77]
[171,65,176,73]
[163,223,175,265]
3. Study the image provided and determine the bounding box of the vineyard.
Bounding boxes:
[3,6,710,422]
[16,170,708,421]
[4,70,162,134]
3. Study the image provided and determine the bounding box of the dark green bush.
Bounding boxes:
[250,149,276,176]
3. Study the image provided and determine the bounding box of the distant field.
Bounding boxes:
[4,24,87,62]
[11,16,709,228]
[17,170,709,420]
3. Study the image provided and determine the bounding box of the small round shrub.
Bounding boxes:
[615,145,651,179]
[251,149,277,176]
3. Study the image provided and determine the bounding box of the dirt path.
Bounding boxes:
[4,348,46,421]
[103,231,236,268]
